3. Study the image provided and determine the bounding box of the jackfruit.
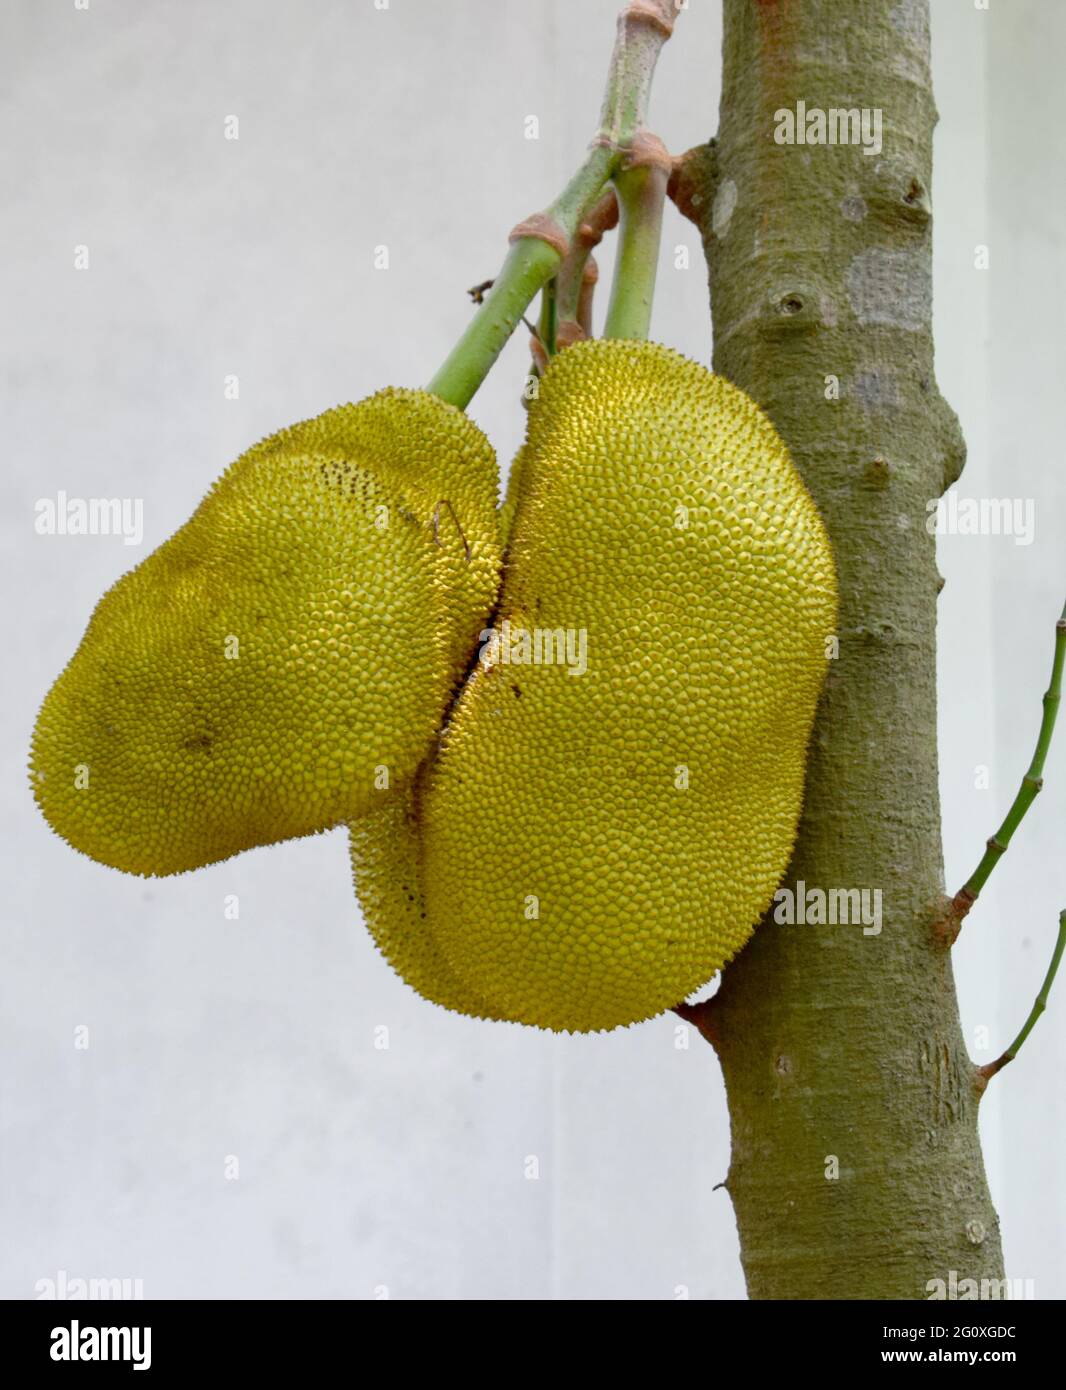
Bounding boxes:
[350,781,510,1021]
[31,389,500,876]
[498,442,531,552]
[386,338,836,1032]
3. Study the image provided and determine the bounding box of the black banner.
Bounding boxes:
[0,1295,1057,1377]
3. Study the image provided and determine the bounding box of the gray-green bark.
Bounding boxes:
[686,0,1004,1298]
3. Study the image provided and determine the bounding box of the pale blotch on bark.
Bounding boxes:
[845,247,931,330]
[711,178,737,239]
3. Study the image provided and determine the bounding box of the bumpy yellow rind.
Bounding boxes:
[498,442,532,552]
[31,389,500,876]
[350,781,510,1021]
[419,339,837,1032]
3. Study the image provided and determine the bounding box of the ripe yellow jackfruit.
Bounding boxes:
[378,339,836,1032]
[31,390,500,876]
[497,442,531,552]
[350,781,510,1021]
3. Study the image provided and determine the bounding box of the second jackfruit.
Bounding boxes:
[392,339,838,1031]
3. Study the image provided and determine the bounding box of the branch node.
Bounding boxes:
[932,888,975,948]
[509,213,570,260]
[622,0,677,39]
[577,190,620,250]
[621,130,673,174]
[667,142,716,226]
[672,996,721,1048]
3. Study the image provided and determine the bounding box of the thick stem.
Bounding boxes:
[691,0,1003,1298]
[598,0,678,144]
[427,1,680,409]
[604,160,667,341]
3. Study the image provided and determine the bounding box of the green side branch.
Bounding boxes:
[427,147,613,409]
[963,597,1066,896]
[978,909,1066,1083]
[941,597,1066,942]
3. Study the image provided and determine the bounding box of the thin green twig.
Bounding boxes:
[939,597,1066,943]
[978,909,1066,1082]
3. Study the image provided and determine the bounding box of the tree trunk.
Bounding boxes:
[685,0,1005,1298]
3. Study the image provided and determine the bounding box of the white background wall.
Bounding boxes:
[1,0,1062,1300]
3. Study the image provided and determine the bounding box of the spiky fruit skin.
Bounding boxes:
[30,390,500,876]
[350,782,510,1021]
[418,339,837,1032]
[497,442,531,552]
